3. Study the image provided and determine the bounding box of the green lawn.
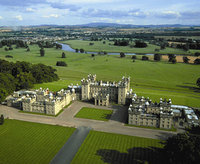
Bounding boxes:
[0,43,200,107]
[75,107,113,121]
[0,119,75,164]
[71,130,164,164]
[62,40,200,55]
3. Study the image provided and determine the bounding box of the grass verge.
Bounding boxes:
[0,119,75,164]
[75,107,113,121]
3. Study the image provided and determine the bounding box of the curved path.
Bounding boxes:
[0,101,179,140]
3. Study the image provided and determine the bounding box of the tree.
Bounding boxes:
[134,40,147,48]
[142,56,149,60]
[154,54,162,61]
[40,48,45,57]
[194,58,200,65]
[75,49,79,53]
[168,54,176,62]
[80,48,84,53]
[183,56,190,63]
[194,52,200,57]
[171,58,177,64]
[56,61,67,67]
[132,55,136,59]
[197,78,200,88]
[61,52,66,58]
[163,133,200,164]
[120,52,125,58]
[0,114,4,125]
[0,88,8,103]
[91,54,95,57]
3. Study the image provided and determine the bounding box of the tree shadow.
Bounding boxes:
[96,146,165,164]
[176,85,200,93]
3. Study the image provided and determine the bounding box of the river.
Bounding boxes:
[59,43,154,56]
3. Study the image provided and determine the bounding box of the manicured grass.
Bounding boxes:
[62,40,199,55]
[125,124,177,132]
[75,107,113,121]
[0,119,75,164]
[71,130,164,164]
[0,44,200,108]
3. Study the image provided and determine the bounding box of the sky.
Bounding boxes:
[0,0,200,26]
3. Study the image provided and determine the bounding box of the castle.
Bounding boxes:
[5,74,199,129]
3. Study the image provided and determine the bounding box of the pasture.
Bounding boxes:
[0,119,75,164]
[62,40,200,55]
[0,43,200,107]
[75,107,113,121]
[71,130,164,164]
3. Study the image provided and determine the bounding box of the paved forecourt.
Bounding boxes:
[0,101,177,140]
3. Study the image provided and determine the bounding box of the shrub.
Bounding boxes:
[62,52,66,58]
[194,52,200,57]
[171,58,177,64]
[183,56,190,63]
[5,55,13,58]
[132,59,135,62]
[91,54,95,57]
[56,61,67,67]
[80,48,84,53]
[89,43,94,46]
[154,54,162,61]
[132,55,136,59]
[0,114,4,125]
[194,58,200,65]
[142,56,149,60]
[120,52,125,58]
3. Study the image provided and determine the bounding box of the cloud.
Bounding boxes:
[26,8,36,12]
[80,8,146,18]
[0,16,3,19]
[42,14,59,18]
[50,3,80,11]
[15,15,23,21]
[0,0,46,7]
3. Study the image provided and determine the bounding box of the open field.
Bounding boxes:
[162,55,200,64]
[75,107,113,121]
[0,44,200,107]
[0,119,75,164]
[71,130,164,164]
[62,40,200,55]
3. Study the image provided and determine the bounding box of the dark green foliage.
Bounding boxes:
[163,133,200,164]
[103,41,106,44]
[194,58,200,64]
[55,43,62,49]
[80,48,84,53]
[91,54,95,57]
[0,59,59,102]
[154,54,162,61]
[89,43,94,46]
[114,40,129,46]
[183,56,190,63]
[27,47,30,52]
[4,47,8,51]
[56,61,67,67]
[135,40,147,48]
[132,59,135,62]
[0,115,4,125]
[5,55,13,58]
[120,52,125,58]
[0,88,7,103]
[197,78,200,88]
[168,54,176,62]
[40,48,45,57]
[75,49,79,53]
[171,58,177,64]
[61,52,66,58]
[194,52,200,57]
[132,55,136,59]
[142,56,149,60]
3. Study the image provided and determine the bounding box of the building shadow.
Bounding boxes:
[176,85,200,93]
[96,146,165,164]
[109,105,128,123]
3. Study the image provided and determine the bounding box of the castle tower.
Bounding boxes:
[118,76,130,105]
[81,78,91,100]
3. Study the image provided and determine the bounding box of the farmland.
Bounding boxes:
[0,43,200,107]
[0,119,75,164]
[71,130,164,164]
[62,40,200,55]
[75,107,113,121]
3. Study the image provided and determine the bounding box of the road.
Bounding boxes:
[0,101,178,140]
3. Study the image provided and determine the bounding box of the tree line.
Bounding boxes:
[0,59,59,102]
